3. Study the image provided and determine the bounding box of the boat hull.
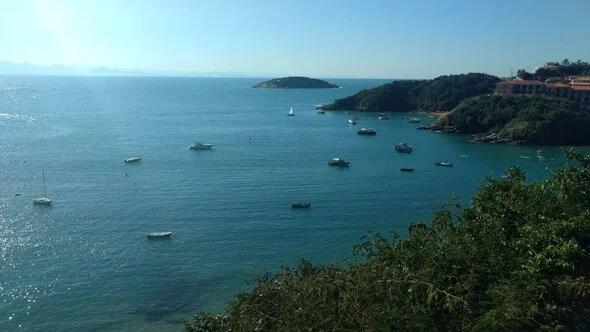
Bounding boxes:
[291,203,311,209]
[33,198,52,206]
[146,232,172,239]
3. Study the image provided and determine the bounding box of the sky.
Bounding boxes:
[1,0,590,79]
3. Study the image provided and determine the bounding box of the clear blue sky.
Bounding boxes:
[1,0,589,78]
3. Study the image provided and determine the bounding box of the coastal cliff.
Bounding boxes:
[253,76,339,89]
[319,73,499,112]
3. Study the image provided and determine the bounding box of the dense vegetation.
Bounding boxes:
[438,95,590,145]
[319,73,500,112]
[253,76,339,89]
[518,59,590,82]
[187,150,590,331]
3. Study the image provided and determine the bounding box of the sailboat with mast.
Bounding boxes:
[33,169,52,206]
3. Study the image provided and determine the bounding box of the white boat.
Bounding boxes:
[125,157,142,163]
[435,161,453,167]
[348,119,357,125]
[33,169,52,206]
[146,232,172,239]
[189,141,214,150]
[378,115,390,120]
[408,117,421,123]
[328,157,350,167]
[317,110,325,114]
[288,107,295,116]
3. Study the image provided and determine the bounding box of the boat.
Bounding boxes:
[408,117,421,123]
[288,107,295,116]
[357,128,377,136]
[124,157,142,163]
[348,119,357,125]
[435,162,454,167]
[400,168,415,172]
[378,115,390,120]
[352,115,359,120]
[317,110,325,114]
[146,232,172,239]
[328,157,350,167]
[291,202,311,209]
[33,169,52,206]
[394,143,414,153]
[189,141,214,150]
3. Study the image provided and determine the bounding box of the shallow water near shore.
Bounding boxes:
[0,76,577,331]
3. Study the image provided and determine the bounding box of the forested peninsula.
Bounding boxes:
[318,73,500,112]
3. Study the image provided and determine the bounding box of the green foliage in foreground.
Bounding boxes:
[440,95,590,145]
[186,150,590,331]
[320,73,500,112]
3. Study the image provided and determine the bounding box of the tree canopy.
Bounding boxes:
[517,59,590,82]
[186,151,590,331]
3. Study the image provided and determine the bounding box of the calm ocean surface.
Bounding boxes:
[0,76,576,331]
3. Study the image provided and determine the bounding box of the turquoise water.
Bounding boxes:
[0,76,573,331]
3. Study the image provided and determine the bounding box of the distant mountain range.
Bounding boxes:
[0,61,253,77]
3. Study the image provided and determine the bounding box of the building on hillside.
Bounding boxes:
[494,80,545,96]
[543,62,560,69]
[571,76,590,85]
[495,78,590,109]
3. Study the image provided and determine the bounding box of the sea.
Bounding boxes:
[0,76,576,331]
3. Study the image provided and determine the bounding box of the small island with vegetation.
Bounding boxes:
[253,76,339,89]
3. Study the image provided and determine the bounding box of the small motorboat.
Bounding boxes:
[378,115,390,120]
[146,232,172,239]
[394,143,414,153]
[328,158,350,167]
[125,157,142,163]
[189,141,214,150]
[291,202,311,209]
[435,162,453,167]
[348,119,357,125]
[408,117,421,123]
[15,193,21,197]
[352,115,359,120]
[357,128,377,136]
[317,110,325,114]
[400,168,415,172]
[288,107,295,116]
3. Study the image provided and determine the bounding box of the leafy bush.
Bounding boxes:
[187,151,590,331]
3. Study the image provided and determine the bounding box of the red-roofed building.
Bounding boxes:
[495,80,545,96]
[495,78,590,109]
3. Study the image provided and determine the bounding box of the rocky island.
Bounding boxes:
[253,76,339,89]
[318,73,500,112]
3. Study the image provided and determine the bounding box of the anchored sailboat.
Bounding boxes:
[33,169,52,206]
